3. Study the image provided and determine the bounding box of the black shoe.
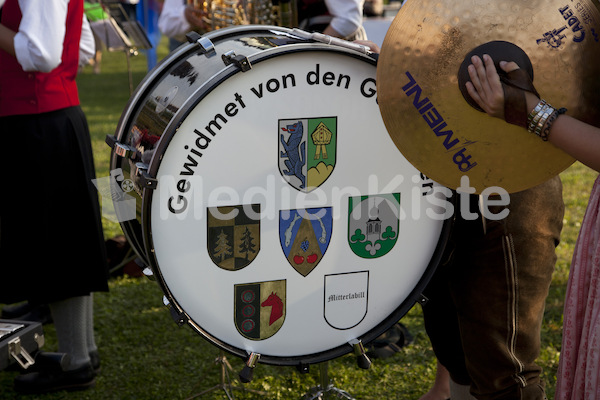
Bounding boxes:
[1,302,33,319]
[14,352,95,394]
[18,303,53,325]
[29,351,100,374]
[366,322,414,359]
[89,350,101,375]
[14,364,95,394]
[1,302,53,325]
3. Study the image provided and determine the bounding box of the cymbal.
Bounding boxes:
[377,0,600,193]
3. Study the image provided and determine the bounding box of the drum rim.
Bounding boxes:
[139,32,452,366]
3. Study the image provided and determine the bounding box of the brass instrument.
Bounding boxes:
[188,0,298,31]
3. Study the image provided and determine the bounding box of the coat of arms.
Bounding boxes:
[279,207,332,276]
[234,280,286,340]
[278,117,337,192]
[348,194,401,258]
[207,204,260,270]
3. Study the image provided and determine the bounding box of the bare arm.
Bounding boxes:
[545,113,600,172]
[0,23,16,57]
[466,54,600,173]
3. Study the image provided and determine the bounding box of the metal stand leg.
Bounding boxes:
[301,362,356,400]
[124,49,134,96]
[186,351,268,400]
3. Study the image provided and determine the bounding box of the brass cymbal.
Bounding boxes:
[377,0,600,193]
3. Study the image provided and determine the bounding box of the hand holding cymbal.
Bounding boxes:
[377,0,600,193]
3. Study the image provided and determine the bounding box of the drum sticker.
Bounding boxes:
[324,271,368,330]
[234,280,286,340]
[348,194,401,259]
[207,204,260,271]
[279,207,332,277]
[278,117,337,192]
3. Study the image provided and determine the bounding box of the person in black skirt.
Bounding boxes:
[0,0,109,393]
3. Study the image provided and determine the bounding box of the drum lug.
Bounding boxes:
[133,162,158,190]
[349,339,371,370]
[106,134,136,160]
[221,50,252,72]
[239,352,260,383]
[185,32,216,57]
[163,296,188,326]
[296,363,310,373]
[142,267,155,281]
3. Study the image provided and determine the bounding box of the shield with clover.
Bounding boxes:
[348,194,401,258]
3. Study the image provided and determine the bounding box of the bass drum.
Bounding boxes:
[108,25,453,367]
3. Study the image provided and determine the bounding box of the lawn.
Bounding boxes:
[0,37,597,399]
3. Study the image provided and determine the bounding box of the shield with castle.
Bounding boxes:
[348,194,401,259]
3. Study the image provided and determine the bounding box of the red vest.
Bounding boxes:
[0,0,83,116]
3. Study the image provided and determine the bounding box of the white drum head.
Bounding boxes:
[145,47,451,365]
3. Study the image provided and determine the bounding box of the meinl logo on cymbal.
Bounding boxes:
[401,71,478,174]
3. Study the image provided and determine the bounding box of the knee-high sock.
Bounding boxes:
[49,296,91,370]
[84,294,97,354]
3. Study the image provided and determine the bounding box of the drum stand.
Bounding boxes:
[301,362,356,400]
[186,350,267,400]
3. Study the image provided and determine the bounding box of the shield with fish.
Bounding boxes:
[279,207,333,276]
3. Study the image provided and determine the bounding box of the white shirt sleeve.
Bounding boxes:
[79,15,96,67]
[324,0,364,38]
[14,0,70,73]
[158,0,191,40]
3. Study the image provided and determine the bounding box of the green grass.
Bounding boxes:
[0,38,597,399]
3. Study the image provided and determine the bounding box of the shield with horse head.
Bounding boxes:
[234,279,286,340]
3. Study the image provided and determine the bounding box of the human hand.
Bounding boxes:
[465,54,541,128]
[353,40,380,54]
[184,5,207,31]
[465,54,516,120]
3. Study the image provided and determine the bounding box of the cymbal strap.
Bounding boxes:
[501,68,540,128]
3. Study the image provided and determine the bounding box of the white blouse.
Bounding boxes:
[13,0,94,72]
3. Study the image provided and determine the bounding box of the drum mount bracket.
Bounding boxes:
[186,31,216,57]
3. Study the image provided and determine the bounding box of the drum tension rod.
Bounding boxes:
[222,50,252,72]
[239,352,260,383]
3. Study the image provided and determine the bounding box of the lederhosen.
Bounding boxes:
[422,176,564,400]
